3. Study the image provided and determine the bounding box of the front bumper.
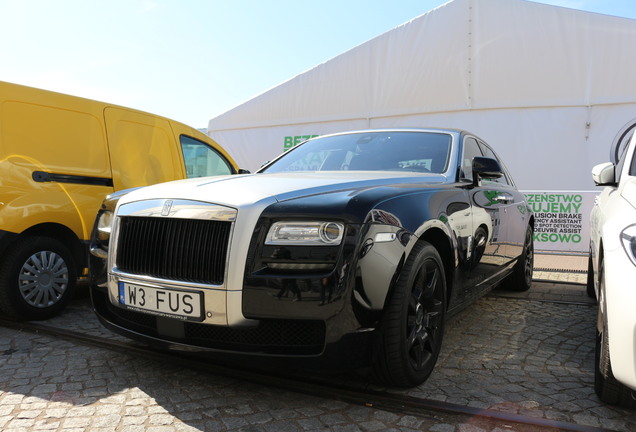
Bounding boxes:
[90,282,374,367]
[91,282,327,355]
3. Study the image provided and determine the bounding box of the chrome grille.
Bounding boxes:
[116,216,231,284]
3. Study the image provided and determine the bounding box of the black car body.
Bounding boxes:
[90,129,534,387]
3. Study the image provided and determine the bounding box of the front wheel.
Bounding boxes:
[594,259,636,407]
[594,323,635,407]
[373,241,446,387]
[0,236,77,320]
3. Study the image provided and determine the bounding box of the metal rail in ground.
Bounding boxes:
[0,318,614,432]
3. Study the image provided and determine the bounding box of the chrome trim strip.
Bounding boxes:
[118,199,237,221]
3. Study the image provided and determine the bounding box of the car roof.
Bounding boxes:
[311,128,468,140]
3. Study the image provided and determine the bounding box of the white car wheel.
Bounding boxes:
[594,259,636,407]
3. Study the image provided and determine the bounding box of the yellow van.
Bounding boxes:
[0,81,241,320]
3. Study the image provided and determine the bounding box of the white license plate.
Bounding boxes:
[118,282,202,320]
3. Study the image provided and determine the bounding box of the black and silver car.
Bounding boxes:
[90,129,534,387]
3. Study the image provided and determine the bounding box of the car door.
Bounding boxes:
[459,137,505,292]
[477,140,528,265]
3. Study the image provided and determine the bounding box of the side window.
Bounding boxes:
[616,142,629,181]
[461,138,483,182]
[623,133,636,179]
[613,123,636,164]
[479,143,510,186]
[180,136,233,178]
[613,121,636,182]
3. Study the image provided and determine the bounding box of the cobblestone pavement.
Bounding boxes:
[1,280,635,431]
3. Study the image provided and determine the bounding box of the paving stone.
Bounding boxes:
[32,419,60,430]
[429,424,456,432]
[2,280,636,431]
[62,416,91,428]
[297,417,323,430]
[94,414,122,428]
[331,425,364,432]
[357,420,387,431]
[264,421,301,432]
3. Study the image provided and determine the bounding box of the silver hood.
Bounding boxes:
[116,171,446,208]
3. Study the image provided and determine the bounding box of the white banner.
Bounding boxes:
[523,190,598,253]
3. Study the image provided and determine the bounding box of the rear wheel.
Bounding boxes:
[373,241,446,387]
[503,224,533,291]
[0,236,77,320]
[594,259,636,407]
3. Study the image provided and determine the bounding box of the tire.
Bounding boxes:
[503,224,533,292]
[594,259,636,407]
[586,252,596,299]
[0,236,77,320]
[373,241,446,387]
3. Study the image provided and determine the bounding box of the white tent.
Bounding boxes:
[208,0,636,253]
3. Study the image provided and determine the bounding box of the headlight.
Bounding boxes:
[265,221,345,245]
[620,225,636,266]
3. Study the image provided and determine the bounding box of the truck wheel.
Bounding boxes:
[373,241,446,387]
[0,237,77,320]
[503,225,533,292]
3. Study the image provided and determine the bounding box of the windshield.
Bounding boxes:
[261,131,452,174]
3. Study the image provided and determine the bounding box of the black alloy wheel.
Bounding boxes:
[373,241,446,387]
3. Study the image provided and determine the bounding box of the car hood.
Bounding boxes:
[118,172,447,208]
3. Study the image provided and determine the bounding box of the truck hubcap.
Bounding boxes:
[19,251,68,308]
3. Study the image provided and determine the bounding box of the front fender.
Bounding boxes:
[354,191,463,315]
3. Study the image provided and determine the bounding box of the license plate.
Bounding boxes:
[118,282,202,320]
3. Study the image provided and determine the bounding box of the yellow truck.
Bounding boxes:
[0,81,240,320]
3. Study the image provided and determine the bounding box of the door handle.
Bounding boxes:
[493,193,513,204]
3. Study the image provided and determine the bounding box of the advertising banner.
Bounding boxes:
[523,190,598,254]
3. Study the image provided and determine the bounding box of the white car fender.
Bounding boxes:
[597,178,636,389]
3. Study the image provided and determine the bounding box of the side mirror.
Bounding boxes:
[592,162,616,186]
[472,157,503,181]
[237,168,251,174]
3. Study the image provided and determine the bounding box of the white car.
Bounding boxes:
[589,132,636,408]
